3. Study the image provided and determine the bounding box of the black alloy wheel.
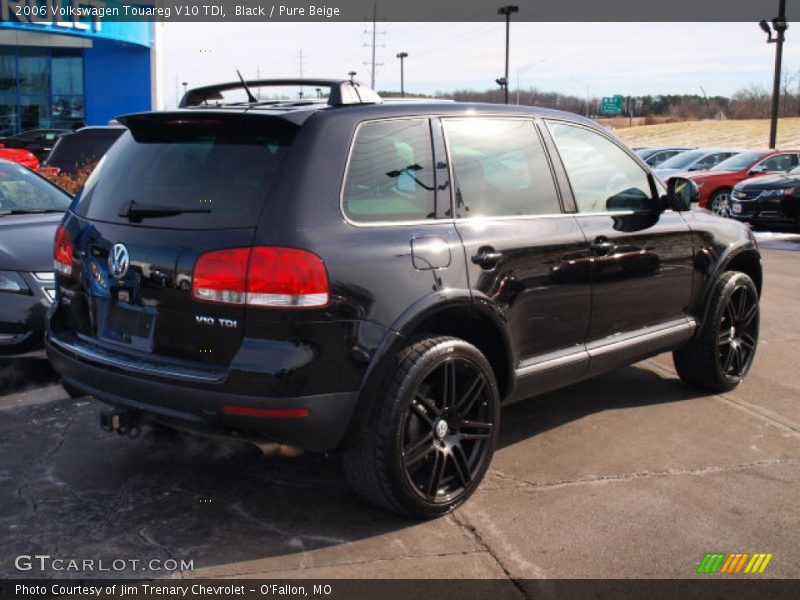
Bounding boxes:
[401,356,495,505]
[717,283,758,378]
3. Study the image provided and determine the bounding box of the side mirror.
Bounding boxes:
[749,164,767,176]
[666,177,698,211]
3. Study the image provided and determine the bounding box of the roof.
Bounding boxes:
[164,77,601,129]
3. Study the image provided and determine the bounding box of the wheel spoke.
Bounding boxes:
[442,360,457,410]
[741,333,756,351]
[460,420,493,441]
[426,450,447,497]
[455,374,485,416]
[718,329,731,346]
[416,394,441,418]
[411,396,436,425]
[404,432,435,467]
[451,443,472,487]
[721,346,735,373]
[735,288,748,320]
[739,302,758,327]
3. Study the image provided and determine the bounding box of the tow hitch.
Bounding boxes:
[100,409,141,438]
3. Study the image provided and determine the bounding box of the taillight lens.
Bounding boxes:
[192,248,249,305]
[247,247,329,308]
[192,247,329,309]
[54,225,73,276]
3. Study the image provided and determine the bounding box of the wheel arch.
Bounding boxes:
[341,291,515,446]
[695,244,762,329]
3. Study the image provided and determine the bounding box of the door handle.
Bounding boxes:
[472,247,503,268]
[589,237,614,253]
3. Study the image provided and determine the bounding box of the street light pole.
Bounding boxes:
[396,52,408,97]
[761,0,788,149]
[498,5,519,104]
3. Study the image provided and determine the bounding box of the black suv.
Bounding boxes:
[46,79,762,517]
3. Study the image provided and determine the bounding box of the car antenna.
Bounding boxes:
[236,70,258,103]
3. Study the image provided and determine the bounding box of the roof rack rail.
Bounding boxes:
[179,78,383,108]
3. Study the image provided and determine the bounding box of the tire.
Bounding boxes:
[673,271,759,393]
[61,380,86,399]
[343,336,500,518]
[709,189,732,217]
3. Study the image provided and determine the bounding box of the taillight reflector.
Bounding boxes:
[54,225,73,276]
[192,246,329,309]
[222,405,310,418]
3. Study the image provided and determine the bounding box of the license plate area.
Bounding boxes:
[96,296,156,352]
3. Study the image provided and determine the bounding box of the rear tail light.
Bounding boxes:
[192,246,329,309]
[54,225,73,276]
[39,166,61,177]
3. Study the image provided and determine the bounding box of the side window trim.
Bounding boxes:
[430,117,454,220]
[535,117,577,213]
[543,117,660,212]
[440,115,566,219]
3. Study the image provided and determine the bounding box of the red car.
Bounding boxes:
[687,149,800,215]
[0,147,39,170]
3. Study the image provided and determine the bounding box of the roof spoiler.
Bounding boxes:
[178,78,383,108]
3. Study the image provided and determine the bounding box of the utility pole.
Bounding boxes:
[396,52,408,97]
[760,0,788,149]
[498,5,519,104]
[297,49,305,98]
[363,2,385,89]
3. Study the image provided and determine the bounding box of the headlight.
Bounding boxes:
[762,188,795,197]
[0,270,29,294]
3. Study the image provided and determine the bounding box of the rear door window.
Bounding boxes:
[342,118,436,223]
[75,116,296,229]
[442,118,561,217]
[51,131,122,163]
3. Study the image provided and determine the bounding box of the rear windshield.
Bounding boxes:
[50,131,123,163]
[74,116,296,229]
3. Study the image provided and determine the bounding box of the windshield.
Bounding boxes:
[711,152,762,172]
[75,116,296,229]
[656,150,706,170]
[0,160,71,213]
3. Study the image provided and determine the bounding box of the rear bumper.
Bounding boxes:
[46,334,360,451]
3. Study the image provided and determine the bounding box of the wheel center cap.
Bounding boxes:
[434,419,449,440]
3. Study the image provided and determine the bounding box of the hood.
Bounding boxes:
[0,212,63,272]
[735,172,799,191]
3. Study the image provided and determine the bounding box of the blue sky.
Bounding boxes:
[161,22,800,107]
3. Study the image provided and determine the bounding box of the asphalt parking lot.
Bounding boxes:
[1,236,799,583]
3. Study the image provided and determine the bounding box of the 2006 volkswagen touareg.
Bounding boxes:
[47,79,762,517]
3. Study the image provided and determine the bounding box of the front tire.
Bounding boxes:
[673,271,759,393]
[343,336,500,518]
[710,189,732,217]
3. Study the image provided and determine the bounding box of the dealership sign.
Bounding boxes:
[0,0,152,46]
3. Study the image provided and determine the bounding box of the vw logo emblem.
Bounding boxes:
[108,243,130,279]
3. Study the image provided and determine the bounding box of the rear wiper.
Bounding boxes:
[118,199,211,222]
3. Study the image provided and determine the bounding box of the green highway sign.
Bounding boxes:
[601,95,624,115]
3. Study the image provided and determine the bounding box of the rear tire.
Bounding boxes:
[673,271,759,393]
[343,336,500,518]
